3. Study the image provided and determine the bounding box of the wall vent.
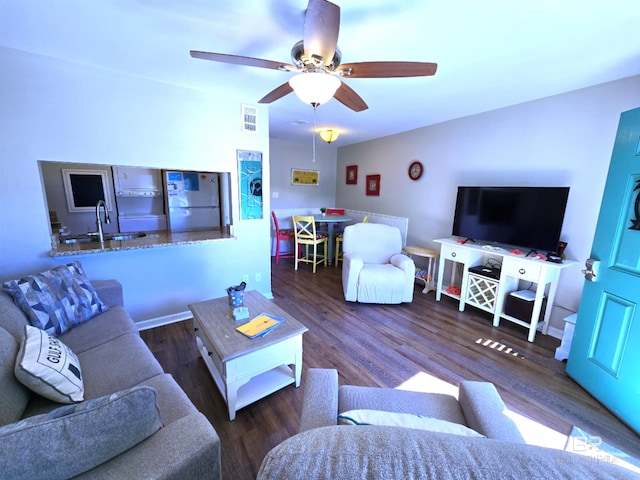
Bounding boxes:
[241,104,258,133]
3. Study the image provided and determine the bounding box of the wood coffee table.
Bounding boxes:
[189,291,308,420]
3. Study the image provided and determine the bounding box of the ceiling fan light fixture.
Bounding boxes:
[319,129,340,143]
[289,72,341,107]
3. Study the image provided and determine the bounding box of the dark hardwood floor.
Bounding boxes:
[141,258,640,479]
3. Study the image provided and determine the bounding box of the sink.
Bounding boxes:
[59,235,95,244]
[59,232,146,244]
[105,232,146,241]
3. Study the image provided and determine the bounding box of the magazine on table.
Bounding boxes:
[236,313,285,338]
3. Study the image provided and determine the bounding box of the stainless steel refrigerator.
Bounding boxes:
[165,171,221,231]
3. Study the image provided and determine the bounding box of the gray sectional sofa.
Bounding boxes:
[0,263,220,479]
[257,368,638,480]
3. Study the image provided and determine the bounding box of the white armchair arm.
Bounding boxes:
[391,253,416,302]
[342,253,364,302]
[391,253,415,275]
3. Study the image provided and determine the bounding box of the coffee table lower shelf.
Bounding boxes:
[196,335,299,420]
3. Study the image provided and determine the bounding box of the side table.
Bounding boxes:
[403,245,439,294]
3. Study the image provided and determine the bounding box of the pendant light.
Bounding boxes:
[319,129,340,143]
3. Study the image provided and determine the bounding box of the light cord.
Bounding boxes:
[312,104,318,162]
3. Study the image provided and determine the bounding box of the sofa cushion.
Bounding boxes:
[0,386,163,480]
[257,425,638,480]
[14,325,84,403]
[59,305,138,354]
[78,333,164,400]
[338,409,484,437]
[0,290,30,342]
[0,328,30,425]
[138,373,198,424]
[339,385,468,426]
[2,261,108,336]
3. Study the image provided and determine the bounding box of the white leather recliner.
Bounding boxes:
[342,223,415,303]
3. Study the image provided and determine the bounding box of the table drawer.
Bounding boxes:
[193,319,224,372]
[441,244,468,263]
[503,259,542,282]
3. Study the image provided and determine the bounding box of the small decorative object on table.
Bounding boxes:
[233,307,250,321]
[236,313,285,338]
[320,207,326,217]
[226,281,246,307]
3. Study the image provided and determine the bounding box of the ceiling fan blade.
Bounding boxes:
[333,81,368,112]
[303,0,340,67]
[190,51,295,71]
[258,82,294,104]
[337,61,438,78]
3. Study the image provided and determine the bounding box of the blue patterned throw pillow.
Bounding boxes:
[2,261,108,336]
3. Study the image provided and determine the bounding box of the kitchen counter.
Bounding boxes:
[50,229,235,257]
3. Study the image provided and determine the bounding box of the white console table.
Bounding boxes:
[434,238,576,342]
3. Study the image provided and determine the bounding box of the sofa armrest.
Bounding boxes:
[92,280,124,308]
[299,369,339,433]
[342,255,363,302]
[458,381,525,443]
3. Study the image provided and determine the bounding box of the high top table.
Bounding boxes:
[313,214,352,265]
[189,291,308,420]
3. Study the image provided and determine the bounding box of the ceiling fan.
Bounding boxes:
[190,0,437,112]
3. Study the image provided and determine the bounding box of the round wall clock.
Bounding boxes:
[408,161,423,180]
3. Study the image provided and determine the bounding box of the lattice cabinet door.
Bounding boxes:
[465,273,499,313]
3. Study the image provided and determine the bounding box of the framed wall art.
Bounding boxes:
[291,169,319,186]
[346,165,358,185]
[366,174,381,196]
[237,149,263,220]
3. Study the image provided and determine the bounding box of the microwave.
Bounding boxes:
[113,166,162,197]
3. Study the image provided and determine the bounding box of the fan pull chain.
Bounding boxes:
[312,104,318,162]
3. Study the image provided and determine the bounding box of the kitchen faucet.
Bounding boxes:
[95,200,111,244]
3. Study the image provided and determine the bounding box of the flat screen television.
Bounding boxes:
[452,186,569,253]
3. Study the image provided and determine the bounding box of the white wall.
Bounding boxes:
[336,75,640,331]
[269,138,337,253]
[0,47,272,323]
[270,137,338,213]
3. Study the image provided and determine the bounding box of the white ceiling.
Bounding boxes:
[2,0,639,146]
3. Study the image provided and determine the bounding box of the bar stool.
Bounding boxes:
[335,214,369,267]
[271,211,296,264]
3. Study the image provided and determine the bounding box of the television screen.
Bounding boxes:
[452,186,569,252]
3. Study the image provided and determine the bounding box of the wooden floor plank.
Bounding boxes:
[141,258,640,480]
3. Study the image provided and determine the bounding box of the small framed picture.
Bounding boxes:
[346,165,358,184]
[291,169,319,186]
[366,174,381,196]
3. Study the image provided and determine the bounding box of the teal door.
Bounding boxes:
[566,107,640,433]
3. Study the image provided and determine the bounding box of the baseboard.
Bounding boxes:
[546,326,563,340]
[134,290,274,331]
[135,310,193,331]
